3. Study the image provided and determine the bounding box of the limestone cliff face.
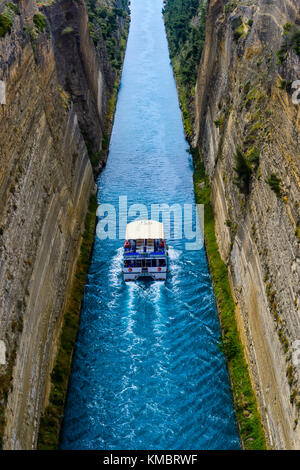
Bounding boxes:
[44,0,128,169]
[44,0,111,159]
[0,0,127,450]
[194,0,300,449]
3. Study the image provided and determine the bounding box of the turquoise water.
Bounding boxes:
[60,0,240,450]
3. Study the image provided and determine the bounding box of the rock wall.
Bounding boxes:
[0,0,127,450]
[194,0,300,449]
[44,0,128,166]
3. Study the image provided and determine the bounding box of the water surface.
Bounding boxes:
[61,0,240,450]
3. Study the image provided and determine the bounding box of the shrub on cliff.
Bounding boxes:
[86,0,129,71]
[246,146,260,167]
[62,26,75,35]
[265,173,283,198]
[233,147,253,194]
[276,23,300,64]
[6,2,19,14]
[0,14,12,37]
[33,13,47,32]
[282,23,300,56]
[0,3,20,38]
[292,28,300,55]
[231,16,246,42]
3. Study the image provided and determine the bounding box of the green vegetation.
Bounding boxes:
[242,83,265,111]
[37,194,98,449]
[246,146,260,166]
[276,23,300,64]
[84,132,109,168]
[102,131,109,151]
[231,16,245,42]
[0,2,20,38]
[265,173,283,198]
[214,116,223,128]
[192,148,266,449]
[0,14,12,38]
[277,78,286,90]
[61,26,75,35]
[86,0,129,71]
[33,13,47,32]
[224,1,237,15]
[82,1,129,169]
[82,87,119,168]
[232,146,260,195]
[234,79,267,195]
[164,0,207,137]
[233,147,257,194]
[6,2,19,14]
[23,11,48,44]
[164,0,206,86]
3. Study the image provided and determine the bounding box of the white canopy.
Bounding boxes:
[125,220,164,240]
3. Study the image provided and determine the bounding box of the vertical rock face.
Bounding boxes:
[44,0,110,156]
[44,0,123,159]
[194,0,300,449]
[0,0,127,450]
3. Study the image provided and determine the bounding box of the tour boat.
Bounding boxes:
[123,220,168,282]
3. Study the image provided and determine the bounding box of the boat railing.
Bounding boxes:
[124,249,165,257]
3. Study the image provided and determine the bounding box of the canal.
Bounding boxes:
[61,0,240,450]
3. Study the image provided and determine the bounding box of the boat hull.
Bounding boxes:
[123,270,167,282]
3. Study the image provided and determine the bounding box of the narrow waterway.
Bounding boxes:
[61,0,240,450]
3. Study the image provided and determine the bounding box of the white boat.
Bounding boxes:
[123,220,168,282]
